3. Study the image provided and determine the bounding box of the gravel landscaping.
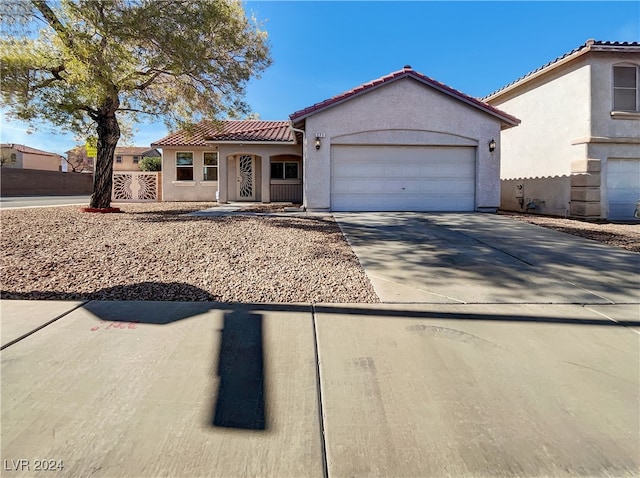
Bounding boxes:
[0,202,379,302]
[498,211,640,253]
[2,204,637,302]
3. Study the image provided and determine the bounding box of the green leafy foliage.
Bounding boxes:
[138,156,161,172]
[0,0,271,207]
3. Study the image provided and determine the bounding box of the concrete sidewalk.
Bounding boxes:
[1,299,638,477]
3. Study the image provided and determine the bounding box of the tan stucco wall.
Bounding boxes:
[301,77,504,211]
[2,147,61,172]
[489,59,591,180]
[160,144,302,202]
[488,51,640,218]
[113,154,142,171]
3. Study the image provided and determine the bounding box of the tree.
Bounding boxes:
[138,156,161,172]
[65,145,92,172]
[0,0,271,208]
[0,152,17,168]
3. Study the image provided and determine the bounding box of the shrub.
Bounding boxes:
[139,156,162,171]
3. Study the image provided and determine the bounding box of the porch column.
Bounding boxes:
[218,154,228,203]
[261,154,270,203]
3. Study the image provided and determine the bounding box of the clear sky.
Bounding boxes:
[1,0,638,156]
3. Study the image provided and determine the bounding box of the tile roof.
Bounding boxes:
[289,66,520,127]
[114,146,159,155]
[1,143,62,157]
[151,120,294,146]
[483,40,640,100]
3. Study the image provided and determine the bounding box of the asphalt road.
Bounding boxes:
[0,196,91,209]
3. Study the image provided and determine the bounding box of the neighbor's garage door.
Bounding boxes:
[607,159,640,220]
[331,145,476,211]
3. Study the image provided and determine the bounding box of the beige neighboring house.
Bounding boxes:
[153,66,519,211]
[113,147,162,171]
[484,40,640,221]
[65,145,94,173]
[1,143,64,171]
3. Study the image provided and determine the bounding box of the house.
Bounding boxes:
[0,143,64,172]
[65,145,94,173]
[113,147,162,171]
[484,40,640,221]
[153,66,519,211]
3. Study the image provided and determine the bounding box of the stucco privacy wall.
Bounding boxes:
[161,144,301,202]
[302,77,503,211]
[491,59,591,180]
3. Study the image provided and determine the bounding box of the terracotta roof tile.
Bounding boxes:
[152,120,294,147]
[483,40,640,100]
[114,146,159,155]
[289,66,519,126]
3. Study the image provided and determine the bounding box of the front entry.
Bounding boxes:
[236,154,255,200]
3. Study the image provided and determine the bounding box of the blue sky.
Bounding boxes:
[1,0,638,156]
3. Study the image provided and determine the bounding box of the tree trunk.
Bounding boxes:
[90,96,120,209]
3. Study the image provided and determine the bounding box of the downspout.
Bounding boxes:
[290,124,307,211]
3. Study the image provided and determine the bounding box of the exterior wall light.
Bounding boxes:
[489,139,496,152]
[315,136,321,150]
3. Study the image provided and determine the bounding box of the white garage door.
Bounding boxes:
[331,145,476,211]
[607,159,640,220]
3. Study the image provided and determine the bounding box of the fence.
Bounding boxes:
[112,171,161,202]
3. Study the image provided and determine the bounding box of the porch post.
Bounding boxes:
[218,154,228,203]
[261,154,270,203]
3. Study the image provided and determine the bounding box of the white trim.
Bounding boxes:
[171,181,197,186]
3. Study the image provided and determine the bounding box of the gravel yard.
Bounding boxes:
[0,203,379,302]
[498,211,640,252]
[1,204,637,302]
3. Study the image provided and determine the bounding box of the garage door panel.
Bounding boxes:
[607,159,640,220]
[331,145,476,212]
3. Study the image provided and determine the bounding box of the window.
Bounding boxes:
[203,152,218,181]
[613,65,639,111]
[176,152,193,180]
[133,156,140,163]
[115,156,122,163]
[270,161,299,179]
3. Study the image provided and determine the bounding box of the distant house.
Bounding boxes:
[153,66,519,210]
[65,145,94,173]
[1,143,64,172]
[113,147,161,171]
[484,40,640,221]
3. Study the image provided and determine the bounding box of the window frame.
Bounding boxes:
[612,64,640,113]
[270,161,300,180]
[203,151,218,181]
[175,151,194,181]
[133,155,140,164]
[115,155,122,163]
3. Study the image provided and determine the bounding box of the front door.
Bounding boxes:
[236,154,255,200]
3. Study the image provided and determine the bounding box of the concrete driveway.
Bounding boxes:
[1,213,639,477]
[334,212,640,304]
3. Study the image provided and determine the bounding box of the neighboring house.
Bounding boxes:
[484,40,640,221]
[113,147,162,171]
[153,66,519,211]
[65,145,94,173]
[0,143,64,172]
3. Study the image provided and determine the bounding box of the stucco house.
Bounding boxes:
[113,147,162,172]
[1,143,64,172]
[484,40,640,221]
[153,66,519,211]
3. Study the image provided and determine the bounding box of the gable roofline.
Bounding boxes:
[484,40,640,102]
[1,143,62,157]
[151,120,295,147]
[289,66,520,128]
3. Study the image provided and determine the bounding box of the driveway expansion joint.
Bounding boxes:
[0,300,88,351]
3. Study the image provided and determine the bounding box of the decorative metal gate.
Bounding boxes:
[112,172,159,202]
